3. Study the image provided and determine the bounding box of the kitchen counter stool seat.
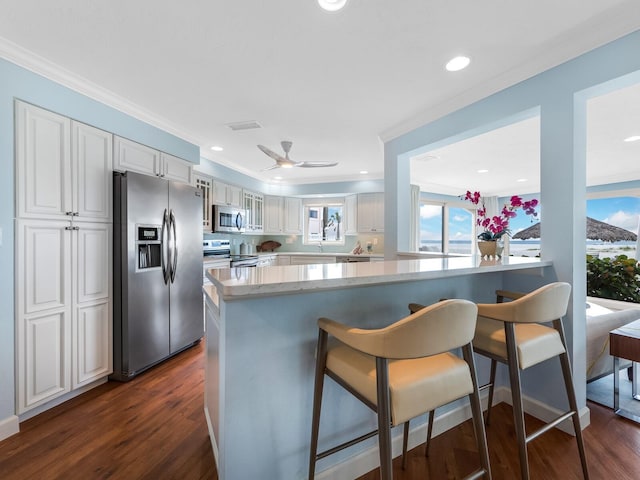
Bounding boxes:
[308,299,491,480]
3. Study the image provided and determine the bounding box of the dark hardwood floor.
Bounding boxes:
[0,341,217,480]
[2,342,640,479]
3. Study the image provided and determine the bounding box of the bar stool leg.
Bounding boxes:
[402,421,409,469]
[464,344,492,479]
[485,359,497,426]
[424,410,434,457]
[505,323,530,480]
[308,330,328,480]
[376,357,393,480]
[554,320,590,479]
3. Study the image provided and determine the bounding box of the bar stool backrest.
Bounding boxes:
[479,282,571,324]
[319,299,477,359]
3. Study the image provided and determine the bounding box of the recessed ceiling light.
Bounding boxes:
[210,145,224,152]
[318,0,348,11]
[274,176,283,180]
[360,170,368,174]
[445,56,471,72]
[624,135,640,142]
[477,169,489,174]
[516,178,528,183]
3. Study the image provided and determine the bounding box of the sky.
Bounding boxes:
[420,196,640,242]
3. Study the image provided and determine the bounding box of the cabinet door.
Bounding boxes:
[253,194,264,232]
[357,193,384,232]
[161,152,193,184]
[194,173,213,229]
[284,197,303,234]
[73,223,111,387]
[15,101,72,219]
[264,196,283,233]
[227,185,243,208]
[114,136,160,177]
[16,219,72,413]
[72,122,112,222]
[345,195,357,235]
[73,300,111,388]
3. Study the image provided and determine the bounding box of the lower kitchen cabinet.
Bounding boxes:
[289,255,336,265]
[15,219,112,414]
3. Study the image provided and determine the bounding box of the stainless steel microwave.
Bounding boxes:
[213,205,246,233]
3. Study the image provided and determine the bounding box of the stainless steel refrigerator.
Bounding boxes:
[112,170,203,381]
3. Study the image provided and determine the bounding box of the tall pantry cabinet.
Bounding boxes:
[14,101,112,415]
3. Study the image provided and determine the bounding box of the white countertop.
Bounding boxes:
[255,251,384,258]
[206,256,551,298]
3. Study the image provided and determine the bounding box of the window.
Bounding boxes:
[419,201,475,254]
[304,203,345,245]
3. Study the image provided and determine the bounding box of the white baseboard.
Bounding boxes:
[204,406,219,467]
[0,415,19,442]
[316,386,591,479]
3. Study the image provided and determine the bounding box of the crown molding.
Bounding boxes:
[0,35,203,149]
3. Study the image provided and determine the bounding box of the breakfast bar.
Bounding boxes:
[203,256,553,480]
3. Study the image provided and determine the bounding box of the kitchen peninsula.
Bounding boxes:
[204,256,553,480]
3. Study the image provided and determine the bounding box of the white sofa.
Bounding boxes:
[586,297,640,382]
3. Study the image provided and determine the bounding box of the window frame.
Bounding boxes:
[419,199,477,254]
[302,200,346,246]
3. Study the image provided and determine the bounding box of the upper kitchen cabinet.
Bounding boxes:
[244,190,264,233]
[284,197,303,234]
[344,194,357,235]
[357,193,384,233]
[15,101,112,222]
[213,180,243,208]
[193,172,213,229]
[264,196,302,234]
[114,136,192,184]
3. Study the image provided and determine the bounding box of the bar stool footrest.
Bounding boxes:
[526,410,575,444]
[316,429,379,460]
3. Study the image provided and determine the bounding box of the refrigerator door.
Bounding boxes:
[168,180,204,353]
[117,172,171,376]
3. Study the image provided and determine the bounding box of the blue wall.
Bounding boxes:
[0,58,199,423]
[384,29,640,413]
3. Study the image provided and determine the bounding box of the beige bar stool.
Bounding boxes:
[308,299,492,480]
[409,284,590,479]
[474,282,589,480]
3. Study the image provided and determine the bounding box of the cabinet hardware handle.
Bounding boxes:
[65,226,73,230]
[66,211,73,216]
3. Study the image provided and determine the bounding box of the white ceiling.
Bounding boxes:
[1,0,639,189]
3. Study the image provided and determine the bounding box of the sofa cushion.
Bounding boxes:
[586,307,640,382]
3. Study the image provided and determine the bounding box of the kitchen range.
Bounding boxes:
[203,239,260,267]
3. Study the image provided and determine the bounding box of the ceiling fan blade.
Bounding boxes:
[296,162,339,168]
[261,164,281,171]
[257,144,286,163]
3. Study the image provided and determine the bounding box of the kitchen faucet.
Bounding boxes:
[317,241,323,252]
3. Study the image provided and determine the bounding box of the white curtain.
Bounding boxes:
[410,184,420,251]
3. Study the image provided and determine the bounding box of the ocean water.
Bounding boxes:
[420,240,638,259]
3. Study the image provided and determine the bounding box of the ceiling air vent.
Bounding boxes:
[226,120,262,131]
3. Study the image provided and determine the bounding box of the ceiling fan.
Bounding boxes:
[257,141,338,170]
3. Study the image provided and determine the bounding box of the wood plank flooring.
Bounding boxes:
[2,340,640,479]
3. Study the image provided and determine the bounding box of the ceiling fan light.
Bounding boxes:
[281,163,294,168]
[318,0,348,12]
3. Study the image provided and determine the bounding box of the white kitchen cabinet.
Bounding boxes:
[213,180,243,207]
[289,255,336,265]
[357,193,385,233]
[244,190,264,233]
[256,255,277,267]
[161,152,193,184]
[15,219,112,413]
[114,136,192,184]
[264,196,302,234]
[193,173,213,229]
[277,255,291,266]
[284,197,303,234]
[264,195,284,233]
[15,101,112,222]
[15,101,113,415]
[345,194,357,235]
